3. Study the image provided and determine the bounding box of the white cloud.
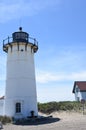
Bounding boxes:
[0,0,60,23]
[38,43,86,75]
[36,70,86,83]
[37,86,74,102]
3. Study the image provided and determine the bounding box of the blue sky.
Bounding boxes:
[0,0,86,102]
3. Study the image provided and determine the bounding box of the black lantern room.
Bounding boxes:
[12,27,28,43]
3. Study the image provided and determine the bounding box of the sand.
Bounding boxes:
[2,111,86,130]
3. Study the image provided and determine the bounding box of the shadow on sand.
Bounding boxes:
[14,116,60,126]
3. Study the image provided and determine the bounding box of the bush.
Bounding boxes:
[0,116,12,124]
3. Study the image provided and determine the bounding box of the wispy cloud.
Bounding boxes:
[36,70,86,83]
[35,42,86,84]
[0,0,60,23]
[36,43,86,83]
[37,85,74,102]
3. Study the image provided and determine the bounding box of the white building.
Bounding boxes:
[0,96,4,116]
[0,27,38,118]
[73,81,86,101]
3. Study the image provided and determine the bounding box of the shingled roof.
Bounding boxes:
[73,81,86,93]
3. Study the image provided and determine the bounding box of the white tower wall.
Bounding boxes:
[3,32,38,118]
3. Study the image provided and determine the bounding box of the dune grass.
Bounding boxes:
[38,101,84,114]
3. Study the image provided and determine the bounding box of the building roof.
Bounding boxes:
[73,81,86,93]
[0,96,5,100]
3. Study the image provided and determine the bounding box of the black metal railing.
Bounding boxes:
[3,36,38,46]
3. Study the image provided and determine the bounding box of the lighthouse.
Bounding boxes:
[3,27,38,118]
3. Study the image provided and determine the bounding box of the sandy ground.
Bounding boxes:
[2,111,86,130]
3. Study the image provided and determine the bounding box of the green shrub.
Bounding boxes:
[0,116,12,124]
[38,101,82,114]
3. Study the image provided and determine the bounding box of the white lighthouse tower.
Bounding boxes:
[3,27,38,118]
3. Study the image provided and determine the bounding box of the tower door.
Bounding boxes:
[15,102,21,113]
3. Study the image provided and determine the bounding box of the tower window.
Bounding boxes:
[21,49,24,52]
[16,102,21,113]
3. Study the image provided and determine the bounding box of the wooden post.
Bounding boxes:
[81,99,85,115]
